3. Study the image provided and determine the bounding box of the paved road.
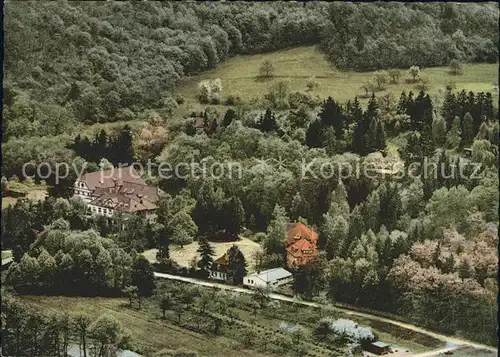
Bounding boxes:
[154,272,497,356]
[411,347,457,357]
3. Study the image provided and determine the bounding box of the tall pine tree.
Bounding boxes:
[197,236,215,275]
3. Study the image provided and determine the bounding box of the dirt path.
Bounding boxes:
[153,272,497,356]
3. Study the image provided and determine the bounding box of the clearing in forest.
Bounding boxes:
[173,45,498,115]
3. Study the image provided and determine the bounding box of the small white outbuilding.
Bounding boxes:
[243,267,293,288]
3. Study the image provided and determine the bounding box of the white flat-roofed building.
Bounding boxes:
[243,267,293,289]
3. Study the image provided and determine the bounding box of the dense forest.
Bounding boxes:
[1,1,499,355]
[3,2,498,135]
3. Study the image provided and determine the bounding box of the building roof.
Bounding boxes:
[90,191,157,213]
[372,341,390,348]
[93,180,159,203]
[214,253,229,266]
[79,168,159,214]
[210,253,230,273]
[285,222,318,245]
[284,222,318,262]
[245,268,292,283]
[286,238,316,258]
[78,167,146,190]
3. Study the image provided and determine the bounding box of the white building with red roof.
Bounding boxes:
[73,167,160,222]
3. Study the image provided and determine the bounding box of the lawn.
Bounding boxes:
[2,180,48,209]
[79,119,143,137]
[142,236,262,272]
[172,45,498,116]
[1,251,12,260]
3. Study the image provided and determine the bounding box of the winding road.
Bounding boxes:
[154,272,497,357]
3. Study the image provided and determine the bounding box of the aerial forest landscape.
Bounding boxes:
[1,2,498,357]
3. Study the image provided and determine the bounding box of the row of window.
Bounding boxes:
[75,190,91,197]
[90,205,113,215]
[210,271,227,279]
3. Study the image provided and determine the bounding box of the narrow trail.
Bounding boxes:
[154,272,497,356]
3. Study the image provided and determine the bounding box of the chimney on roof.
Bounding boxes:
[112,177,118,187]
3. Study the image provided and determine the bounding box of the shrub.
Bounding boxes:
[259,60,275,78]
[449,59,464,75]
[197,79,222,104]
[224,95,242,106]
[253,232,267,243]
[288,92,316,109]
[174,94,185,105]
[306,78,318,91]
[414,75,430,91]
[408,65,420,82]
[210,92,221,105]
[373,70,388,90]
[388,69,402,83]
[361,81,377,97]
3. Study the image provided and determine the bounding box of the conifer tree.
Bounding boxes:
[349,97,363,125]
[327,181,350,218]
[461,112,474,145]
[197,236,215,275]
[223,108,236,127]
[441,88,457,127]
[475,122,489,140]
[365,93,379,120]
[227,245,247,284]
[446,116,462,149]
[373,120,387,151]
[258,108,278,132]
[397,91,409,115]
[319,96,344,139]
[432,115,447,147]
[305,119,323,148]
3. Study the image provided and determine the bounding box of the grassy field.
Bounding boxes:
[143,237,262,272]
[2,180,48,209]
[1,251,12,259]
[18,279,443,357]
[173,46,498,116]
[79,119,143,137]
[19,295,270,357]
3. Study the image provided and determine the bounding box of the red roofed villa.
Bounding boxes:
[285,222,319,269]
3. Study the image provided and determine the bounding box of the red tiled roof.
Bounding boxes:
[79,168,159,214]
[285,222,318,261]
[79,167,146,190]
[285,222,318,246]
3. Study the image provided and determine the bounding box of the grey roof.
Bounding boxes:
[372,341,390,348]
[246,268,292,283]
